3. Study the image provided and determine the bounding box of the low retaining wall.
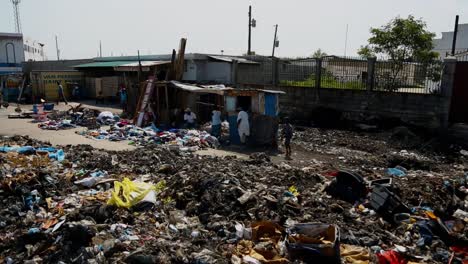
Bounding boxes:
[263,86,451,129]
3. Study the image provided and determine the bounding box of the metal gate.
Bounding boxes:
[450,62,468,123]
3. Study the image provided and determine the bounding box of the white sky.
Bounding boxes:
[1,0,467,60]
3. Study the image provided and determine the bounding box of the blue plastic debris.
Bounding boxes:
[386,168,406,177]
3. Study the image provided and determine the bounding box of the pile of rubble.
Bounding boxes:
[0,131,467,263]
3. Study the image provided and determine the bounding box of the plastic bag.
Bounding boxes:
[49,149,65,162]
[107,178,166,208]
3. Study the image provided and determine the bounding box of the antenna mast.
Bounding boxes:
[11,0,22,33]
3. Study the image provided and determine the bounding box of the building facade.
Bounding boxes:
[433,23,468,58]
[0,32,24,75]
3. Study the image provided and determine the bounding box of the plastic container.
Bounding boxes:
[370,185,410,220]
[43,103,54,111]
[286,223,341,264]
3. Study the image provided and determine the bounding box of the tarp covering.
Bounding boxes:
[170,81,233,95]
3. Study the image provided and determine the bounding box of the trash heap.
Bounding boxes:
[77,123,220,149]
[0,132,467,263]
[37,107,115,130]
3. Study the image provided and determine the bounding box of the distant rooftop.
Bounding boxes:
[0,32,23,39]
[93,53,259,64]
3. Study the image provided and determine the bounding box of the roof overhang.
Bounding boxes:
[74,60,170,72]
[170,81,233,95]
[208,55,259,64]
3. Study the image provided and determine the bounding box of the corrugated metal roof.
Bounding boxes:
[170,81,233,95]
[74,61,133,68]
[208,55,259,64]
[260,89,286,94]
[117,61,171,67]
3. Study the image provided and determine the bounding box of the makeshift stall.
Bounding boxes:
[152,81,232,127]
[224,89,284,146]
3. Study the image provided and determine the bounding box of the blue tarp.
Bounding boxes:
[0,146,65,161]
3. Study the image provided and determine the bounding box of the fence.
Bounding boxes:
[237,56,444,94]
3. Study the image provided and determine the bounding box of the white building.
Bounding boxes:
[433,24,468,58]
[0,32,24,75]
[23,37,46,61]
[0,32,46,75]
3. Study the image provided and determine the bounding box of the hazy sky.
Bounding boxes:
[1,0,467,60]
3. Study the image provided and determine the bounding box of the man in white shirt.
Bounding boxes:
[211,108,222,137]
[237,108,250,144]
[184,108,197,129]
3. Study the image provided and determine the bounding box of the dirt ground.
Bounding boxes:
[0,101,135,151]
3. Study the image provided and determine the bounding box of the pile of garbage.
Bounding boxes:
[0,132,467,263]
[77,123,220,149]
[37,106,117,130]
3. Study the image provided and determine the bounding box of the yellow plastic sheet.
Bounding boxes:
[340,244,371,264]
[107,178,166,208]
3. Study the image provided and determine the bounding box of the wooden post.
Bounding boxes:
[175,38,187,81]
[165,84,169,112]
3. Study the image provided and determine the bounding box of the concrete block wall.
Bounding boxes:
[266,85,450,129]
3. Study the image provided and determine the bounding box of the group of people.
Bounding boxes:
[181,107,250,143]
[184,107,293,159]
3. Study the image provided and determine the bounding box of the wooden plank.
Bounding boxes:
[175,38,187,81]
[133,79,155,126]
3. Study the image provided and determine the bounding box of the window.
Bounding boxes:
[237,96,252,112]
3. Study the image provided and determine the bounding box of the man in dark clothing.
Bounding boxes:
[56,81,68,105]
[282,117,294,159]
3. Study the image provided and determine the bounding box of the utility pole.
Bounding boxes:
[11,0,22,33]
[55,35,60,60]
[451,15,459,56]
[344,24,349,57]
[137,50,142,82]
[248,5,256,55]
[272,24,279,57]
[99,41,102,57]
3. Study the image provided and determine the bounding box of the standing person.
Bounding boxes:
[72,84,80,100]
[282,117,294,160]
[56,81,68,105]
[237,107,250,144]
[211,107,222,138]
[183,108,197,129]
[119,87,128,112]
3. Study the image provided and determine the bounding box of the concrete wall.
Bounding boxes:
[183,60,197,81]
[191,61,232,84]
[265,86,450,129]
[236,58,456,130]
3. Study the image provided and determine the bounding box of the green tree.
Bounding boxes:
[312,49,328,58]
[358,16,440,90]
[357,45,374,59]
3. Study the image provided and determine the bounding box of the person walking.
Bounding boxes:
[282,117,294,160]
[56,81,68,105]
[237,107,250,144]
[211,107,222,138]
